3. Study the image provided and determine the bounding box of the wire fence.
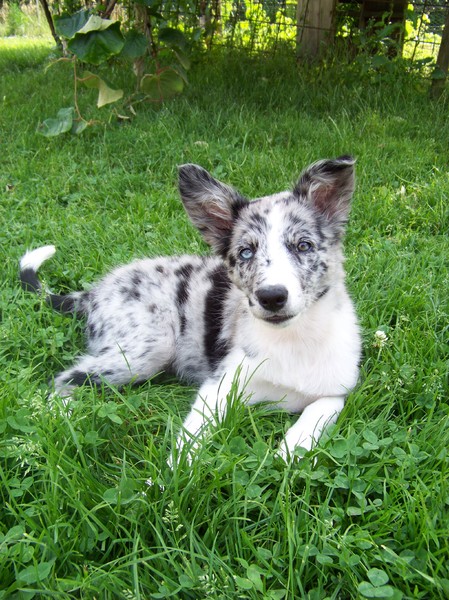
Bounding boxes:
[1,0,448,61]
[160,0,449,59]
[403,1,449,59]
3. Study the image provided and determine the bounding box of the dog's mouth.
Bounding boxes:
[262,314,294,325]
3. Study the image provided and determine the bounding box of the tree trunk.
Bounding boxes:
[431,8,449,100]
[39,0,61,49]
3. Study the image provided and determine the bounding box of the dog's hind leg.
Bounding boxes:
[52,345,173,396]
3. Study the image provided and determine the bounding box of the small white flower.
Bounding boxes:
[373,330,388,348]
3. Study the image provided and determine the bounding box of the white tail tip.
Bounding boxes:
[20,245,56,271]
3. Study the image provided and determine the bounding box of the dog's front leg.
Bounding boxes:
[170,378,227,466]
[171,351,248,466]
[278,396,345,461]
[170,364,245,466]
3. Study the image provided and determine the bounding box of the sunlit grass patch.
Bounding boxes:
[0,36,54,71]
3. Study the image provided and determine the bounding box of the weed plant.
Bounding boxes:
[1,39,449,599]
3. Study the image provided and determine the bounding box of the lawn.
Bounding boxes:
[1,37,449,599]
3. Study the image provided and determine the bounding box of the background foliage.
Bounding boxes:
[1,1,448,132]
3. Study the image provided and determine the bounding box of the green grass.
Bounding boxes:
[1,38,449,599]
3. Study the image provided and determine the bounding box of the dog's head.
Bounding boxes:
[178,157,355,326]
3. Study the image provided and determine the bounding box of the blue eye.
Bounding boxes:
[239,247,254,261]
[297,241,312,253]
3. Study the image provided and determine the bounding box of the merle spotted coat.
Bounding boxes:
[20,157,361,461]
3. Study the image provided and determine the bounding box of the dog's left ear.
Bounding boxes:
[294,156,355,225]
[178,164,247,254]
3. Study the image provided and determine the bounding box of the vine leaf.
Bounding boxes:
[71,120,89,135]
[120,30,148,59]
[80,71,124,107]
[68,21,125,65]
[77,15,115,35]
[158,27,187,51]
[37,107,75,137]
[140,68,184,101]
[54,10,90,39]
[38,107,89,136]
[174,49,191,70]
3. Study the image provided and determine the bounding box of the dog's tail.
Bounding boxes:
[20,245,85,314]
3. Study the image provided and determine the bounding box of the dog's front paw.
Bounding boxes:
[276,442,310,463]
[277,432,312,463]
[277,439,302,463]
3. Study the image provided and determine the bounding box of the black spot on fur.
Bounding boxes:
[67,370,93,386]
[156,265,165,274]
[317,287,330,300]
[319,261,328,272]
[248,212,268,228]
[48,293,77,314]
[231,197,249,219]
[131,271,143,287]
[175,263,194,278]
[175,263,194,334]
[175,263,194,306]
[176,278,189,304]
[203,266,232,369]
[120,285,141,302]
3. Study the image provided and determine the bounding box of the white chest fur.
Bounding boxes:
[237,290,361,411]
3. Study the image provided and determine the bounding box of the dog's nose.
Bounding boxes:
[256,285,288,312]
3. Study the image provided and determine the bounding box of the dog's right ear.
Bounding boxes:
[294,156,356,227]
[178,164,247,254]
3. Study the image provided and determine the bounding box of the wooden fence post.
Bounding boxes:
[296,0,337,58]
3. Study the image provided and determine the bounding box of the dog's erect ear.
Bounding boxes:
[178,164,247,253]
[294,156,355,225]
